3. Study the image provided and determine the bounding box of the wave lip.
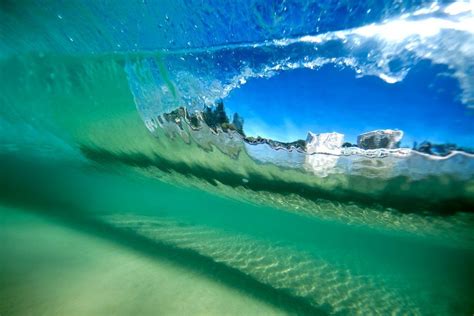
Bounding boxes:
[123,1,474,121]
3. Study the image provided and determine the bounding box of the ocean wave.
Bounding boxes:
[1,2,474,314]
[126,0,474,120]
[0,51,472,220]
[0,1,472,244]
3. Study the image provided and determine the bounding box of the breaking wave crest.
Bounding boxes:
[128,0,474,118]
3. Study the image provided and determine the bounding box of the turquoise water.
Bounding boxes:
[1,1,474,315]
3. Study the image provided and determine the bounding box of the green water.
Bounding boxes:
[1,53,473,315]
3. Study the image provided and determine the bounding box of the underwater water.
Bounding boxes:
[1,0,474,315]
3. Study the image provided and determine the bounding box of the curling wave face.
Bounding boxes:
[1,0,474,236]
[119,0,474,218]
[128,0,474,115]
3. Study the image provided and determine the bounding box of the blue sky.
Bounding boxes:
[225,61,474,147]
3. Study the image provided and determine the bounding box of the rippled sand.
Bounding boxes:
[105,213,474,315]
[0,207,285,316]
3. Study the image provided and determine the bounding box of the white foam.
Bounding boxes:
[444,1,473,15]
